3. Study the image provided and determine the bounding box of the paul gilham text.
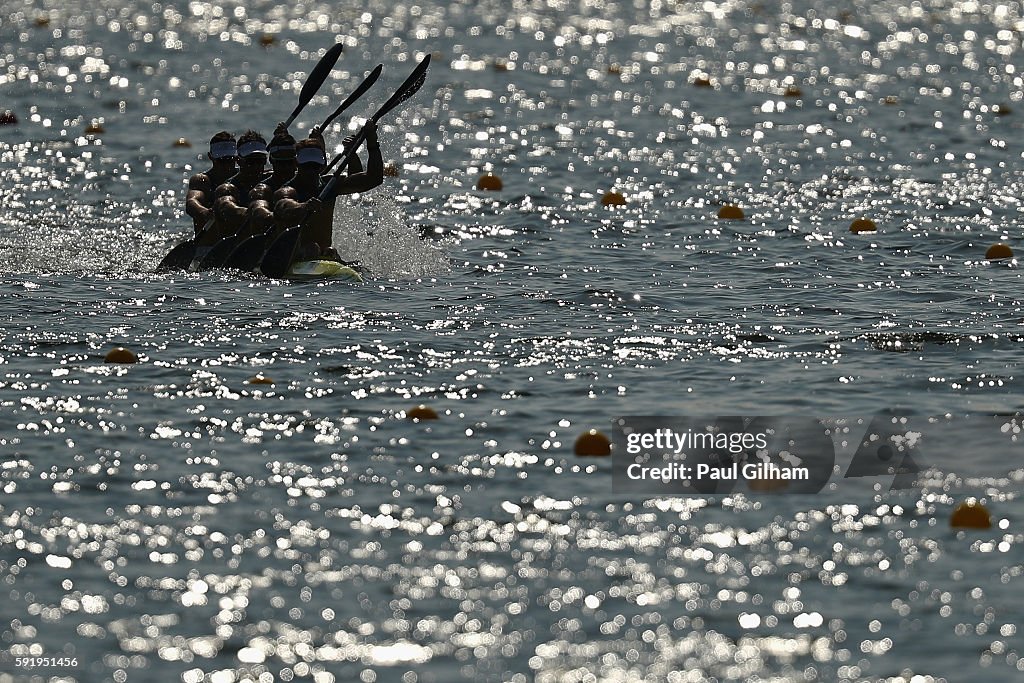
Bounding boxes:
[700,462,809,481]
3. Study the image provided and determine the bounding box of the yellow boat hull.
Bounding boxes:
[287,260,363,281]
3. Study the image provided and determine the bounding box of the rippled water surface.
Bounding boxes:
[3,1,1024,681]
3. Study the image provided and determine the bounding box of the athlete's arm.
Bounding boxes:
[185,174,213,224]
[333,123,383,194]
[214,183,248,227]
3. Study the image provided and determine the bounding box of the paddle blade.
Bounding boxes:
[321,64,384,130]
[301,43,344,103]
[197,234,242,271]
[371,54,431,123]
[156,239,196,272]
[284,42,345,127]
[225,233,270,272]
[259,227,302,278]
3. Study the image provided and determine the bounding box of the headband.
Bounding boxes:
[297,147,327,165]
[209,141,237,159]
[238,140,268,157]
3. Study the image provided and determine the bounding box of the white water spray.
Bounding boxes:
[332,192,448,279]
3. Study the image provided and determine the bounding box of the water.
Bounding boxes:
[2,1,1024,681]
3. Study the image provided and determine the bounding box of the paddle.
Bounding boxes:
[281,42,345,129]
[197,223,250,270]
[320,63,383,131]
[223,230,275,272]
[259,55,431,278]
[157,43,345,272]
[315,65,393,175]
[156,239,199,272]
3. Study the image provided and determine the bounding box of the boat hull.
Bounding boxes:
[287,260,363,281]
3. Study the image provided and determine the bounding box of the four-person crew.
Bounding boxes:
[182,123,385,269]
[166,50,429,275]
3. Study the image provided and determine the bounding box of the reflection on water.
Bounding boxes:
[2,0,1024,681]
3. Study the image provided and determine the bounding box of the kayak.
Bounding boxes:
[286,260,363,281]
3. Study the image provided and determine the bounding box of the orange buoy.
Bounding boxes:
[0,110,17,125]
[383,163,400,177]
[985,243,1013,260]
[246,374,274,385]
[476,173,503,191]
[574,429,611,456]
[85,120,105,134]
[172,137,191,148]
[104,347,138,364]
[717,205,744,220]
[259,34,276,47]
[950,500,991,529]
[601,191,626,207]
[407,405,439,420]
[849,217,877,233]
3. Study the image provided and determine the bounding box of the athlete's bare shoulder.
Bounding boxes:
[214,181,238,198]
[273,186,297,202]
[188,172,212,192]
